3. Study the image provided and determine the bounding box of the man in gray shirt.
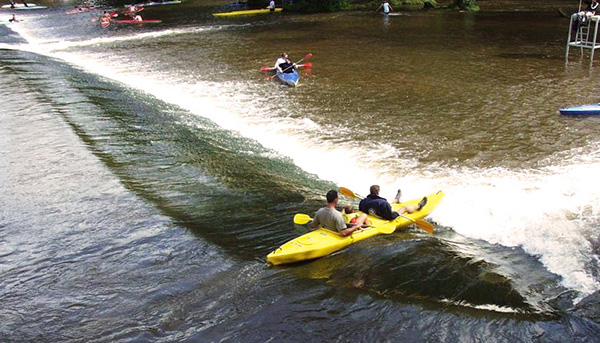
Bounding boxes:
[311,189,367,237]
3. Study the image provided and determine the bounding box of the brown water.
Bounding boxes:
[2,2,600,342]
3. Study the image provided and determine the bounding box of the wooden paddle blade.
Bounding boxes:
[415,219,435,233]
[293,213,312,225]
[338,187,358,199]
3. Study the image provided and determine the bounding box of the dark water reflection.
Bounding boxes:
[2,3,600,342]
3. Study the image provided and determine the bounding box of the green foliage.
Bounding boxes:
[287,0,351,12]
[370,0,438,9]
[247,0,270,7]
[448,0,479,11]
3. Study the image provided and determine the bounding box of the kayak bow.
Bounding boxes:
[276,69,300,87]
[559,103,600,115]
[213,7,282,17]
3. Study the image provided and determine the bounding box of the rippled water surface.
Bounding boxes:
[1,1,600,342]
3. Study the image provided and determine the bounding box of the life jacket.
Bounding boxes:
[359,194,398,221]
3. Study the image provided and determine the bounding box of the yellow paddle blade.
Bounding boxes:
[414,219,435,234]
[338,187,358,199]
[397,213,435,234]
[293,213,312,225]
[378,219,434,234]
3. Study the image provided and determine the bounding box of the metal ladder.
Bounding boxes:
[576,18,591,44]
[566,13,600,63]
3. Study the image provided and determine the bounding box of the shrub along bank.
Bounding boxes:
[248,0,479,12]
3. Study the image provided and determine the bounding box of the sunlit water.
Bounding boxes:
[1,1,600,341]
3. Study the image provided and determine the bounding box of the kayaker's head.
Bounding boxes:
[326,189,339,205]
[343,205,355,214]
[281,52,289,59]
[369,185,380,196]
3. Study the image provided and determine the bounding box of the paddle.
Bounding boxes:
[270,53,313,79]
[261,62,312,73]
[338,187,435,234]
[294,213,313,225]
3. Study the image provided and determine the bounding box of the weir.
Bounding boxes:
[566,13,600,63]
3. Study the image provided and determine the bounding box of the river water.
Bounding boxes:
[2,1,600,341]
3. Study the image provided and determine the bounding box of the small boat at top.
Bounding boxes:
[276,69,300,87]
[1,2,46,9]
[559,103,600,115]
[213,7,282,17]
[266,191,445,266]
[133,0,181,7]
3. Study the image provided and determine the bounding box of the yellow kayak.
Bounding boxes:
[266,191,444,266]
[213,7,282,17]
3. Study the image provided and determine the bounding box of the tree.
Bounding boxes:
[288,0,350,12]
[449,0,479,11]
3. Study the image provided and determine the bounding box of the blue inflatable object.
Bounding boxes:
[560,103,600,115]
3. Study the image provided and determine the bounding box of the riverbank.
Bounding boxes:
[295,0,582,12]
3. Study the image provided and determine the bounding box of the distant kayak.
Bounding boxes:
[213,7,282,17]
[276,69,299,87]
[1,3,46,9]
[133,0,181,7]
[111,19,161,24]
[559,103,600,115]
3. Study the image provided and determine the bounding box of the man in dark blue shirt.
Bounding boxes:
[359,185,427,221]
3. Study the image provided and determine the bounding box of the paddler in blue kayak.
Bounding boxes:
[359,185,427,221]
[311,190,369,237]
[274,53,296,73]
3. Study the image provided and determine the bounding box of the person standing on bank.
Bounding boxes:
[587,0,599,14]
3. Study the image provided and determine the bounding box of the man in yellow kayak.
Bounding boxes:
[311,190,369,237]
[359,185,427,221]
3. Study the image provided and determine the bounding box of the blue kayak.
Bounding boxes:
[276,69,299,87]
[559,103,600,115]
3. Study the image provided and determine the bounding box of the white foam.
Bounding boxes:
[440,298,523,313]
[7,15,600,299]
[433,160,600,297]
[30,25,230,51]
